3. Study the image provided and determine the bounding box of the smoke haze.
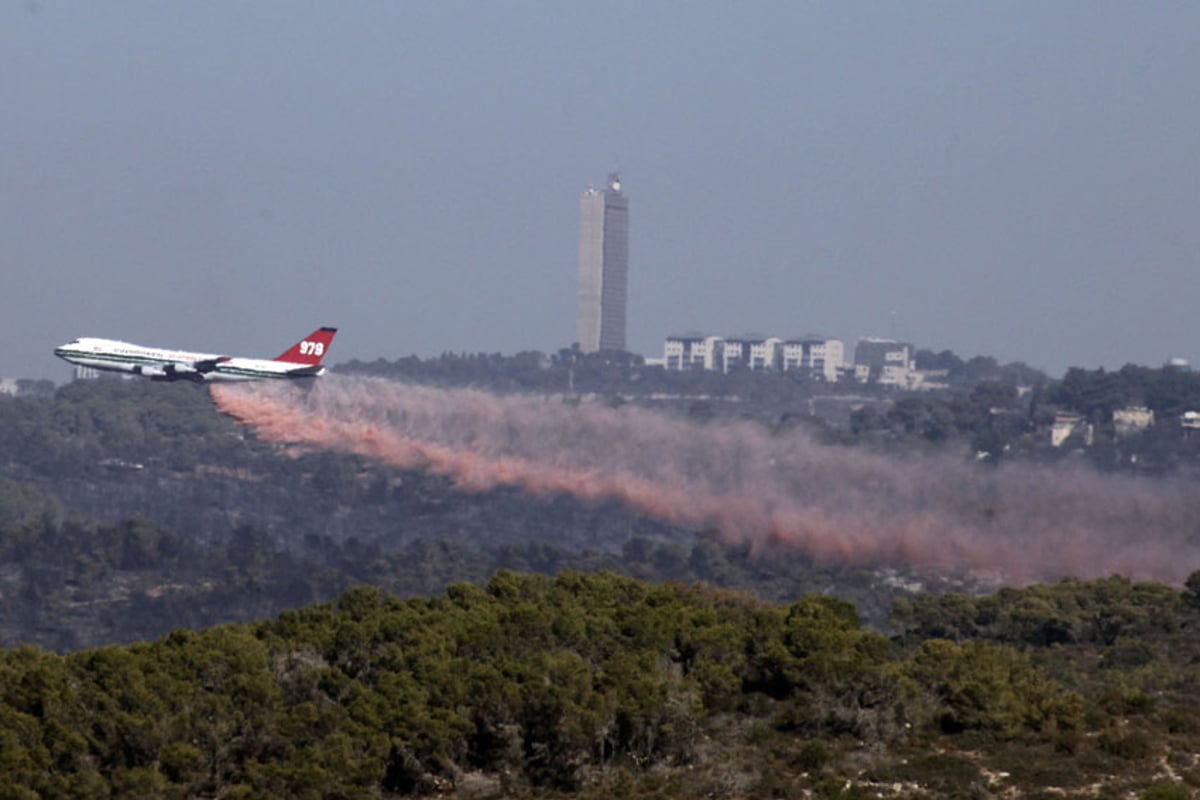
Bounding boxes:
[211,377,1200,585]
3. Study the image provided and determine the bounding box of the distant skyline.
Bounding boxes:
[3,2,1199,381]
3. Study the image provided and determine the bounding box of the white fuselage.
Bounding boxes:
[54,338,324,382]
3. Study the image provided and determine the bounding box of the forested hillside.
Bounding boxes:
[0,377,927,650]
[1,361,1199,795]
[2,571,1197,798]
[5,356,1200,649]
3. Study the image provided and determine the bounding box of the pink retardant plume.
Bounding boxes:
[211,376,1200,585]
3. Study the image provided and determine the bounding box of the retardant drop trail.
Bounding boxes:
[211,376,1200,584]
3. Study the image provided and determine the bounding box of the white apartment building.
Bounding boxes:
[720,335,780,372]
[748,337,782,371]
[663,334,724,371]
[665,334,846,378]
[661,332,940,388]
[781,337,844,382]
[721,337,749,372]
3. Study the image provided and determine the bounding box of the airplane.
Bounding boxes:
[53,327,338,382]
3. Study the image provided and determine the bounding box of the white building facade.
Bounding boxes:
[781,338,844,382]
[664,335,724,371]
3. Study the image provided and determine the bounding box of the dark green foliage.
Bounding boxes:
[3,570,1193,797]
[889,574,1200,796]
[1184,570,1200,610]
[1142,782,1192,800]
[890,576,1182,649]
[1051,365,1200,421]
[0,483,919,650]
[907,639,1083,737]
[2,574,771,795]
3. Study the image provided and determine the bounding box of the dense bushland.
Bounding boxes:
[1,571,1198,798]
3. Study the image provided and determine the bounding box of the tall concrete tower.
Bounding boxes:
[576,173,629,353]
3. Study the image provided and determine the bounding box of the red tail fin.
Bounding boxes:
[276,327,338,365]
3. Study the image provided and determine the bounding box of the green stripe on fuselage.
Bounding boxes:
[56,350,160,368]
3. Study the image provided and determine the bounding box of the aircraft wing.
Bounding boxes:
[145,356,229,381]
[193,356,232,373]
[140,362,202,381]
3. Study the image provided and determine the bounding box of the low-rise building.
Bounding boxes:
[853,338,913,387]
[720,337,750,372]
[748,337,782,371]
[663,334,723,371]
[662,331,921,387]
[1113,407,1154,437]
[721,335,780,372]
[781,337,844,382]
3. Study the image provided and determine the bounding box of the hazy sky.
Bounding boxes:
[4,2,1198,381]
